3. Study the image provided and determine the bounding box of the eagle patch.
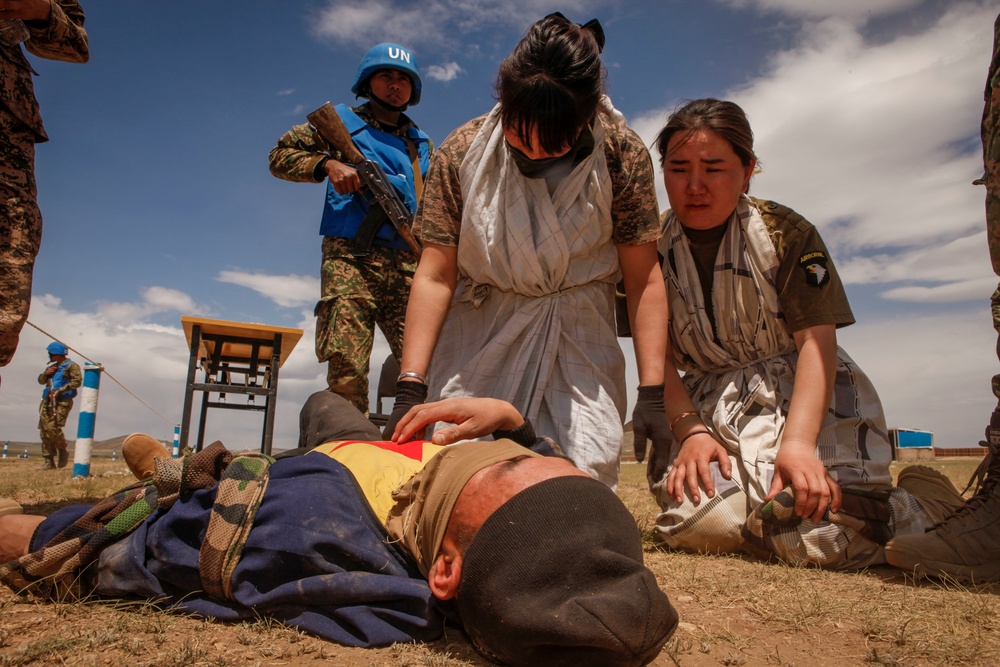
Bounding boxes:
[799,251,830,287]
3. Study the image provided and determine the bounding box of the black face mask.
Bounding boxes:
[507,124,596,179]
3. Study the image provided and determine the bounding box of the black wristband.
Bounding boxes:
[493,419,537,448]
[637,384,665,402]
[314,156,330,182]
[394,379,428,403]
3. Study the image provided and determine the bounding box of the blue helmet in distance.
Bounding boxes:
[351,43,422,107]
[46,341,68,356]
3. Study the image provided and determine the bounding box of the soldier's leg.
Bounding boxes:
[884,14,1000,583]
[51,400,71,452]
[315,238,376,414]
[37,403,57,468]
[374,248,418,361]
[0,114,41,368]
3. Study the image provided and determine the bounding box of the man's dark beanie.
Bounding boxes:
[456,476,678,666]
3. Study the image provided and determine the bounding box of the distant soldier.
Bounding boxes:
[36,341,81,469]
[269,43,432,414]
[884,13,1000,582]
[0,0,88,373]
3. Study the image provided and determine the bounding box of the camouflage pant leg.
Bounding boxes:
[0,113,41,368]
[372,247,417,361]
[38,399,72,457]
[985,13,1000,275]
[315,239,418,413]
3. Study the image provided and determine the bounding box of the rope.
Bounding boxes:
[26,320,176,426]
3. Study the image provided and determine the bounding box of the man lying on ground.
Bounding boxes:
[0,392,677,667]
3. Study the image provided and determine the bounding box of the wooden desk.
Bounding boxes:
[179,317,303,455]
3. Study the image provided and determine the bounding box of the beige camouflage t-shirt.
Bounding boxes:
[413,113,660,246]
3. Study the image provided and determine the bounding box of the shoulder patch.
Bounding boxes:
[751,197,810,231]
[799,251,830,287]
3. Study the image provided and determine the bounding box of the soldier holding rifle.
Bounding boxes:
[36,341,80,470]
[269,43,432,414]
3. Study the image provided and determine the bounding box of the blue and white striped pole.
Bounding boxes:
[172,425,180,458]
[2,441,7,461]
[72,362,103,478]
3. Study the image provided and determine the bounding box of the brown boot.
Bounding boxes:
[57,449,69,469]
[123,433,170,480]
[886,443,1000,583]
[38,456,55,470]
[0,498,23,517]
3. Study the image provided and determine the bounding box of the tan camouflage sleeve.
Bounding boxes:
[268,123,335,184]
[609,126,660,246]
[412,119,480,245]
[23,0,89,64]
[62,362,83,392]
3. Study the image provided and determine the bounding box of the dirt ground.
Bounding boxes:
[2,458,998,666]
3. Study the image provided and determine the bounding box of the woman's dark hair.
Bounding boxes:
[495,13,605,155]
[655,98,757,168]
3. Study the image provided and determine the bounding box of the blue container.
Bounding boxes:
[890,429,933,449]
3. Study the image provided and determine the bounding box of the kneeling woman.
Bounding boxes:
[647,99,955,568]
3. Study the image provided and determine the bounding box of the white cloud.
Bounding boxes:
[838,232,991,286]
[838,307,997,448]
[277,88,295,96]
[633,1,997,304]
[96,286,210,324]
[1,292,401,452]
[215,270,319,308]
[426,61,464,82]
[718,0,925,21]
[880,277,998,302]
[1,295,334,451]
[311,0,604,50]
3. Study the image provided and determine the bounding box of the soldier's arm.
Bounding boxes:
[63,362,82,391]
[24,0,89,64]
[268,123,343,184]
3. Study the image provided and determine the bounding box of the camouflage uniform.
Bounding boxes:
[269,104,431,413]
[983,14,1000,405]
[0,2,88,367]
[984,13,1000,280]
[37,358,81,458]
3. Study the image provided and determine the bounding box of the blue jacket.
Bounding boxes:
[35,454,443,647]
[320,104,430,251]
[41,360,77,401]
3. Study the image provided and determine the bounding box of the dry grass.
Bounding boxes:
[2,457,999,666]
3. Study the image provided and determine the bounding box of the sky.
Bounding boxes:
[1,0,998,455]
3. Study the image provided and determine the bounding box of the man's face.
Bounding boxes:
[369,69,412,108]
[444,456,588,551]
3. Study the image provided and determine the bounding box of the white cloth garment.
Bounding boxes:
[428,100,627,486]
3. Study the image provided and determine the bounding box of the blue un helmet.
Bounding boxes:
[351,43,422,107]
[46,341,68,356]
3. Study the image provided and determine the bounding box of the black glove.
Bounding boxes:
[381,380,429,440]
[631,384,669,464]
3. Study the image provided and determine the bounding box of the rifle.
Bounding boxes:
[44,360,58,409]
[307,103,423,258]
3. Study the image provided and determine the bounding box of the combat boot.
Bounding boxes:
[38,456,55,470]
[123,433,170,480]
[57,449,69,469]
[885,442,1000,583]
